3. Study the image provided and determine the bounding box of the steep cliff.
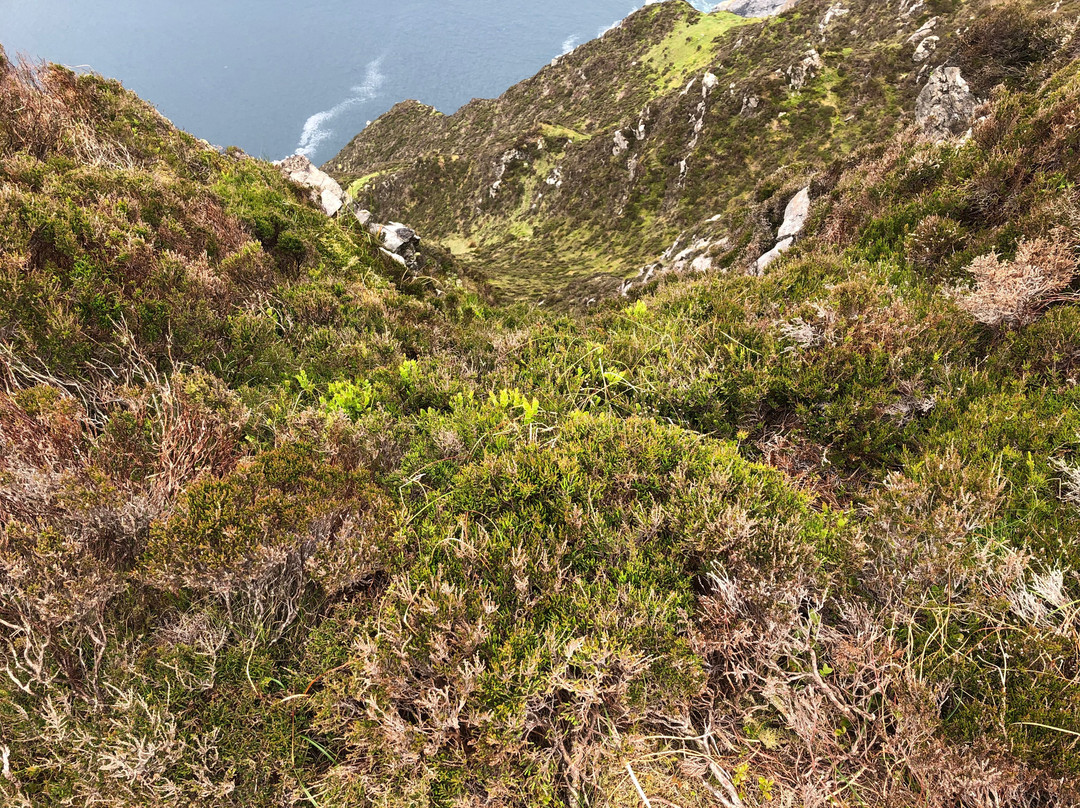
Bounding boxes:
[329,0,1054,302]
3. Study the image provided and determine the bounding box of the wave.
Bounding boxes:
[294,59,385,160]
[561,35,580,55]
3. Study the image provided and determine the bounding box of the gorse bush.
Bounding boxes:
[5,2,1080,806]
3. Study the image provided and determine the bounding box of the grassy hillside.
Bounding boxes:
[3,1,1080,806]
[331,0,1077,304]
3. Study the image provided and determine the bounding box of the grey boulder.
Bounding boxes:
[712,0,799,17]
[756,186,812,272]
[274,154,347,216]
[916,67,977,142]
[362,218,421,270]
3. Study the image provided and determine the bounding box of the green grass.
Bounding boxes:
[346,170,393,197]
[644,11,753,92]
[538,123,590,144]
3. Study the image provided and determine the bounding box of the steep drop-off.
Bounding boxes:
[330,0,1074,304]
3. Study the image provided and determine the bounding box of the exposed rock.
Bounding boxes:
[320,202,423,271]
[756,237,795,272]
[618,226,732,297]
[320,189,345,217]
[621,185,812,294]
[905,16,939,44]
[712,0,799,17]
[787,49,823,90]
[899,0,926,17]
[916,66,977,142]
[613,130,630,156]
[634,107,651,140]
[906,17,940,62]
[913,37,939,63]
[372,222,418,254]
[756,186,812,272]
[379,248,408,268]
[684,73,720,157]
[778,186,812,239]
[691,254,713,272]
[366,221,421,269]
[276,155,426,272]
[819,3,850,33]
[669,238,714,272]
[275,154,347,217]
[198,138,228,155]
[621,264,659,295]
[490,148,528,198]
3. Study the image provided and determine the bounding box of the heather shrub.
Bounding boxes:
[5,3,1080,805]
[904,214,968,278]
[303,412,829,806]
[955,235,1077,328]
[142,443,388,593]
[956,6,1057,94]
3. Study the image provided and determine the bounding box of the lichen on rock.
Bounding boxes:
[916,66,978,142]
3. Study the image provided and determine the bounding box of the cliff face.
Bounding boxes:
[712,0,800,16]
[327,0,1056,302]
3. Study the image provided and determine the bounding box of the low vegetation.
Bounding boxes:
[3,0,1080,806]
[332,0,1067,304]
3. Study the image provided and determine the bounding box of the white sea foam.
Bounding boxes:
[295,59,385,160]
[561,35,579,55]
[597,3,649,38]
[597,16,624,38]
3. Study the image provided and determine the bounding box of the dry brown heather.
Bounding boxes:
[3,1,1080,806]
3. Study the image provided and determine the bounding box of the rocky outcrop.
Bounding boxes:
[787,50,823,90]
[275,154,347,216]
[756,186,811,272]
[906,17,939,63]
[567,185,813,301]
[913,37,939,63]
[617,213,737,298]
[613,130,631,157]
[819,3,850,33]
[777,186,811,239]
[712,0,799,17]
[352,209,423,270]
[277,154,425,271]
[490,148,529,198]
[371,221,421,269]
[756,238,795,272]
[916,67,977,142]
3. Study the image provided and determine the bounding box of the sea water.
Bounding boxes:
[0,0,714,163]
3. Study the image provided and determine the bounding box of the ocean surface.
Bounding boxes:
[0,0,713,164]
